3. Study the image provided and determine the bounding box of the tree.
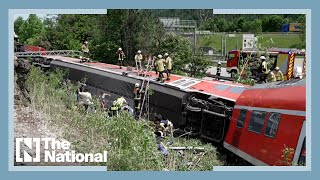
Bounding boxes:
[14,16,24,36]
[18,14,44,45]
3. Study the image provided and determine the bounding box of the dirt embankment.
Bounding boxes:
[14,59,79,166]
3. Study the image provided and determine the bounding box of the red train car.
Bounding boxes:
[224,79,306,166]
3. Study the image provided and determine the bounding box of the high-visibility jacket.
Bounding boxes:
[262,61,268,74]
[217,65,221,74]
[135,54,143,62]
[165,57,172,70]
[268,71,277,82]
[114,97,127,108]
[156,59,165,72]
[81,44,89,53]
[274,70,284,81]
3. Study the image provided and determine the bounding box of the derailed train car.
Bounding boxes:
[44,55,306,166]
[48,56,248,144]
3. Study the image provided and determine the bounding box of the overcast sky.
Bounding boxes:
[14,14,56,20]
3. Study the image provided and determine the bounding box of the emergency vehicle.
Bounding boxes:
[225,48,303,79]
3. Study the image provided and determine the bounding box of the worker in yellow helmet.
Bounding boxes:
[274,67,284,81]
[156,55,165,83]
[268,70,277,82]
[164,53,172,80]
[135,50,143,71]
[110,96,128,117]
[81,41,90,62]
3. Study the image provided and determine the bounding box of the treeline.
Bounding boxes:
[151,10,305,33]
[14,10,211,77]
[14,10,305,77]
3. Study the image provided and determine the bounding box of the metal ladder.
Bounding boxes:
[138,56,154,119]
[14,50,82,58]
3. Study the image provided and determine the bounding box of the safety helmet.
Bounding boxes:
[84,41,88,44]
[135,83,140,88]
[260,56,266,60]
[275,67,280,71]
[164,53,169,57]
[118,47,122,51]
[137,50,141,54]
[14,32,18,38]
[218,61,221,65]
[158,54,163,59]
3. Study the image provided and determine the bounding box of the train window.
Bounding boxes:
[248,110,266,134]
[264,112,281,138]
[236,109,248,128]
[214,84,229,90]
[228,86,246,94]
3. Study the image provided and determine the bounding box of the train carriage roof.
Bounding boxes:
[42,55,249,102]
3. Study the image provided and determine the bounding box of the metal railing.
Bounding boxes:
[15,50,82,57]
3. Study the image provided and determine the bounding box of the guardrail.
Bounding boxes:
[15,50,82,57]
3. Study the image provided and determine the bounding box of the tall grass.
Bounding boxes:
[25,67,223,170]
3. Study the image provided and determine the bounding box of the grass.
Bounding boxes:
[198,33,303,53]
[25,67,223,170]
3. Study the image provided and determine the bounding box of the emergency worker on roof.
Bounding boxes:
[260,56,269,83]
[81,41,90,62]
[135,50,143,71]
[164,53,172,80]
[216,61,222,80]
[274,67,284,81]
[156,55,165,83]
[117,47,125,69]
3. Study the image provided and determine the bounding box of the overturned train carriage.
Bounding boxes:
[48,57,246,143]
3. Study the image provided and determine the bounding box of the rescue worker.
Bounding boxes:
[81,41,90,62]
[274,67,284,81]
[267,70,277,82]
[154,114,174,138]
[110,96,128,117]
[134,50,143,71]
[99,92,111,110]
[156,55,165,83]
[164,53,172,80]
[216,61,222,80]
[153,56,158,75]
[116,47,125,69]
[133,83,141,118]
[260,56,269,83]
[77,87,93,112]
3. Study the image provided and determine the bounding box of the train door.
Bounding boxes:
[276,53,290,80]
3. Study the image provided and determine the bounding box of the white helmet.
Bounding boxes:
[84,41,88,44]
[260,56,266,60]
[218,61,221,65]
[118,47,122,51]
[164,53,169,57]
[158,54,162,59]
[135,83,140,88]
[14,32,18,38]
[137,50,141,54]
[275,67,280,71]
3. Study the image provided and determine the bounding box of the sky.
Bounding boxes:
[14,14,56,20]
